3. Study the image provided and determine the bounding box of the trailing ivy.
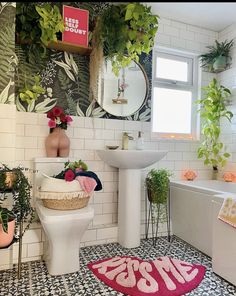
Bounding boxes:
[95,2,159,75]
[196,78,233,171]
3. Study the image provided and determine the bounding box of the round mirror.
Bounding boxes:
[97,59,149,117]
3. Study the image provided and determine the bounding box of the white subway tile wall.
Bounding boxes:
[218,24,236,175]
[0,17,220,270]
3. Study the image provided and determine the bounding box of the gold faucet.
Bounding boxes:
[122,132,134,150]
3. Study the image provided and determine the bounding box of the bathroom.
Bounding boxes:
[0,1,236,295]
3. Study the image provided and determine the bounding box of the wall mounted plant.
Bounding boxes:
[196,78,233,178]
[16,3,64,64]
[92,2,159,76]
[200,39,234,73]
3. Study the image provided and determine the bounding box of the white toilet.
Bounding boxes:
[33,157,94,276]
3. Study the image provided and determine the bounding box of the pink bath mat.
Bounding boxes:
[87,256,206,296]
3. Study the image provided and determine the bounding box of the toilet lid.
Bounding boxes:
[36,200,94,223]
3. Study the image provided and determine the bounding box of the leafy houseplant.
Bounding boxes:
[93,2,159,76]
[146,169,172,205]
[0,207,15,233]
[196,78,233,177]
[200,39,234,72]
[16,3,64,63]
[35,4,64,47]
[0,165,35,245]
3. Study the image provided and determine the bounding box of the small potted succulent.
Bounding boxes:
[200,39,234,72]
[0,207,16,248]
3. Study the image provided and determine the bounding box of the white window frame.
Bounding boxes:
[151,47,200,141]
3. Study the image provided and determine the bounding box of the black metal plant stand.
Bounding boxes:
[145,187,171,246]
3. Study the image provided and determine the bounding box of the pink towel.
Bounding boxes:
[75,176,97,194]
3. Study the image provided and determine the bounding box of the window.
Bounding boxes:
[151,49,199,139]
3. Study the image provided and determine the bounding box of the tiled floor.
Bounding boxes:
[0,236,236,296]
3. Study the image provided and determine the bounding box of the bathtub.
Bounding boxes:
[170,180,236,257]
[170,180,236,286]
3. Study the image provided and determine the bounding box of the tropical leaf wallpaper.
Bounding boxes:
[0,3,16,104]
[3,2,153,121]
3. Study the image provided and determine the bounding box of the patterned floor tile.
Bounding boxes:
[0,235,236,296]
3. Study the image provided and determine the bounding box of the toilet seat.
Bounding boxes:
[36,200,94,222]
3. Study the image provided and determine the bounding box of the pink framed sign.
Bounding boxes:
[62,5,89,47]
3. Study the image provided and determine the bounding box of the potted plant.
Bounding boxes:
[0,165,35,246]
[0,207,15,248]
[196,78,233,179]
[145,168,172,205]
[16,2,64,62]
[91,3,159,76]
[200,39,234,72]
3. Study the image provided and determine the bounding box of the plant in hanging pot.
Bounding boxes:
[45,106,73,157]
[196,78,233,179]
[0,207,16,248]
[200,39,234,72]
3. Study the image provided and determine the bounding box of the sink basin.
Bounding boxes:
[96,150,167,169]
[96,149,168,249]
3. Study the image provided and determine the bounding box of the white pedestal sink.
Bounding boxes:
[96,150,167,248]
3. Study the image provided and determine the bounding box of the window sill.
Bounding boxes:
[151,133,200,142]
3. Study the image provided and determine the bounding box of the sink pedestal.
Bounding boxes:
[96,149,168,249]
[118,169,141,248]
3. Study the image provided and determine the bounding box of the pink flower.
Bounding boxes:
[64,169,75,182]
[60,113,66,123]
[47,111,54,120]
[48,119,56,128]
[66,115,73,125]
[75,167,83,173]
[52,106,63,117]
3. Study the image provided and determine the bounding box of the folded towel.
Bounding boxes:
[75,171,102,191]
[75,176,97,194]
[218,197,236,228]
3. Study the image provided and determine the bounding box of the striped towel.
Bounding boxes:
[218,197,236,228]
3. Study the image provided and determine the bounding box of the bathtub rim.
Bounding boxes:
[170,180,233,196]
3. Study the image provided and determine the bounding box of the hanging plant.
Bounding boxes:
[93,2,159,76]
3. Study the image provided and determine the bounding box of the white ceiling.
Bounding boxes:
[146,2,236,32]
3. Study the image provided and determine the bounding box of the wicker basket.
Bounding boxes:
[38,191,90,210]
[42,196,90,210]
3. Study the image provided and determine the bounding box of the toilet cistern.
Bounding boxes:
[122,132,134,150]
